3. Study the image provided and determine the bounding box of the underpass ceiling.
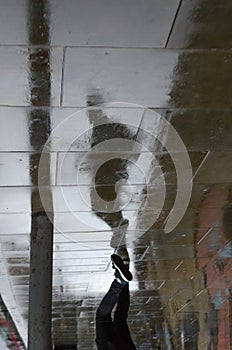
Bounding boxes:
[0,1,232,349]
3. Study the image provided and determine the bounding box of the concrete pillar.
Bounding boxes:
[28,200,53,350]
[27,0,53,349]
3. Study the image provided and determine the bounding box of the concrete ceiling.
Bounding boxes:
[1,0,232,349]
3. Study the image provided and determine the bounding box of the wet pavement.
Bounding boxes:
[0,1,232,349]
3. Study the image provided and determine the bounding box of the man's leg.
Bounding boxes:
[96,280,124,349]
[113,278,136,349]
[114,283,129,324]
[96,254,134,349]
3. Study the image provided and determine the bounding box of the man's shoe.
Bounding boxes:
[111,254,133,284]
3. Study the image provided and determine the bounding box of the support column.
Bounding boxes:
[27,0,53,349]
[28,200,53,350]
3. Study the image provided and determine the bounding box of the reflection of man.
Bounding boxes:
[96,254,136,350]
[87,93,132,247]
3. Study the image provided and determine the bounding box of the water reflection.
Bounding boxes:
[27,1,54,349]
[132,189,226,348]
[180,304,199,350]
[168,0,232,49]
[194,184,232,349]
[0,295,25,349]
[205,303,219,350]
[87,92,134,248]
[0,0,232,348]
[223,190,232,242]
